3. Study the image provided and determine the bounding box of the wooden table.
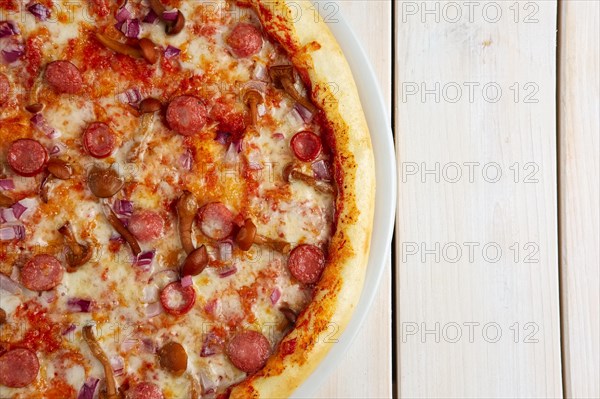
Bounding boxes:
[318,1,599,398]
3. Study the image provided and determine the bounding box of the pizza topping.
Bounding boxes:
[0,348,40,388]
[269,65,317,114]
[58,222,93,271]
[7,138,49,177]
[119,18,141,39]
[83,122,117,159]
[160,281,196,316]
[0,308,6,325]
[311,159,332,180]
[127,382,164,399]
[227,23,263,58]
[279,305,297,325]
[0,73,9,104]
[94,32,158,64]
[226,330,271,374]
[87,165,124,198]
[287,244,326,284]
[291,131,322,162]
[47,158,73,180]
[27,3,51,21]
[0,225,25,241]
[0,193,13,208]
[283,163,335,194]
[0,21,19,37]
[128,210,165,242]
[77,377,100,399]
[102,202,142,256]
[158,341,188,376]
[20,254,65,291]
[242,88,263,127]
[181,245,208,277]
[138,97,162,113]
[166,95,208,136]
[82,326,119,399]
[25,103,44,113]
[164,45,181,59]
[45,60,83,94]
[234,218,290,253]
[138,37,160,64]
[198,202,234,240]
[147,0,185,35]
[176,191,198,254]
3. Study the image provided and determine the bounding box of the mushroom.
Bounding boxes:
[138,97,162,114]
[47,158,73,180]
[39,173,52,203]
[58,222,93,272]
[94,33,159,64]
[0,192,13,207]
[87,165,124,198]
[138,38,160,64]
[25,103,43,113]
[279,305,297,325]
[269,65,317,114]
[181,245,208,277]
[82,326,119,399]
[148,0,185,35]
[0,308,6,325]
[176,191,198,255]
[283,163,334,194]
[242,88,263,127]
[101,201,141,256]
[158,341,188,376]
[235,218,291,254]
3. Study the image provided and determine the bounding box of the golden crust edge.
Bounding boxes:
[230,1,376,397]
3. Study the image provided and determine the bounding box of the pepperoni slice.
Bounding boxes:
[45,60,83,94]
[287,244,326,284]
[166,95,208,136]
[7,139,49,177]
[20,254,64,291]
[127,382,164,399]
[0,348,40,388]
[198,202,234,240]
[226,23,263,58]
[226,330,270,373]
[128,210,165,242]
[0,73,10,104]
[160,281,196,316]
[291,131,322,162]
[83,122,116,158]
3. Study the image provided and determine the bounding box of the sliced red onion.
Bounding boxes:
[27,3,51,21]
[311,160,331,181]
[294,103,314,123]
[252,62,268,81]
[219,242,232,261]
[142,284,158,303]
[0,208,17,223]
[30,113,57,138]
[198,370,218,393]
[110,355,125,376]
[214,131,231,145]
[270,288,281,305]
[141,338,156,353]
[42,290,57,303]
[2,42,25,63]
[257,103,267,117]
[162,9,178,21]
[218,265,237,278]
[179,149,193,171]
[11,201,27,219]
[115,6,132,22]
[200,332,223,357]
[67,298,92,313]
[77,377,99,399]
[0,179,14,191]
[49,145,61,155]
[181,275,193,288]
[223,142,238,164]
[120,338,137,352]
[134,250,155,270]
[0,225,25,241]
[0,21,20,38]
[0,272,22,294]
[164,45,180,59]
[287,107,305,128]
[145,301,163,318]
[120,18,141,39]
[113,199,133,218]
[143,9,159,24]
[62,324,76,336]
[117,88,142,106]
[114,19,125,32]
[110,235,126,244]
[272,133,285,140]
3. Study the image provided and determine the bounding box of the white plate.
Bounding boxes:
[292,3,397,398]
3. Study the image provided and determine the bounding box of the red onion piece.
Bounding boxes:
[134,250,155,270]
[67,298,93,313]
[199,370,218,393]
[27,3,51,21]
[120,18,141,39]
[223,142,238,164]
[0,208,17,223]
[49,145,61,155]
[0,225,25,241]
[30,113,57,138]
[77,377,99,399]
[0,179,15,190]
[294,103,314,123]
[200,332,223,357]
[214,131,231,145]
[143,9,159,24]
[120,338,137,352]
[181,275,193,288]
[164,45,181,59]
[62,324,76,336]
[272,133,285,140]
[0,272,22,294]
[287,107,305,128]
[110,355,125,376]
[117,88,142,106]
[0,21,20,38]
[253,62,268,81]
[115,6,131,22]
[162,9,178,21]
[11,202,27,219]
[270,288,281,305]
[2,41,25,63]
[113,199,133,218]
[179,149,193,171]
[311,160,331,181]
[145,301,163,318]
[218,265,237,278]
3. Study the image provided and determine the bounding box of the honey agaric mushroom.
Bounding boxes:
[95,33,159,64]
[82,326,119,399]
[47,159,73,180]
[176,191,198,255]
[242,88,263,127]
[138,97,162,114]
[58,222,93,272]
[235,218,291,254]
[148,0,185,35]
[0,193,13,207]
[87,165,124,198]
[181,245,208,277]
[269,65,317,114]
[283,163,334,194]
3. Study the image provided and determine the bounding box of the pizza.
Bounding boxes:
[0,0,375,398]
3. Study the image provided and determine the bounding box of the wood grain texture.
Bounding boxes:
[559,1,600,398]
[395,1,562,397]
[315,1,392,398]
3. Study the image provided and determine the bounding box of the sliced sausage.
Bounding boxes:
[0,348,40,388]
[127,382,164,399]
[160,281,196,316]
[287,244,326,284]
[291,131,322,162]
[128,210,165,242]
[0,73,10,104]
[83,122,116,158]
[226,330,270,373]
[7,139,49,177]
[166,95,208,136]
[226,23,263,58]
[45,60,83,94]
[198,202,234,240]
[20,254,64,291]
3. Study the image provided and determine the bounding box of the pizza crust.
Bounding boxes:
[230,1,376,397]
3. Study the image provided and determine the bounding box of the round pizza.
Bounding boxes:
[0,0,375,397]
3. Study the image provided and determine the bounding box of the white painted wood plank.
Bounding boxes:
[395,1,562,397]
[315,1,392,398]
[559,1,600,398]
